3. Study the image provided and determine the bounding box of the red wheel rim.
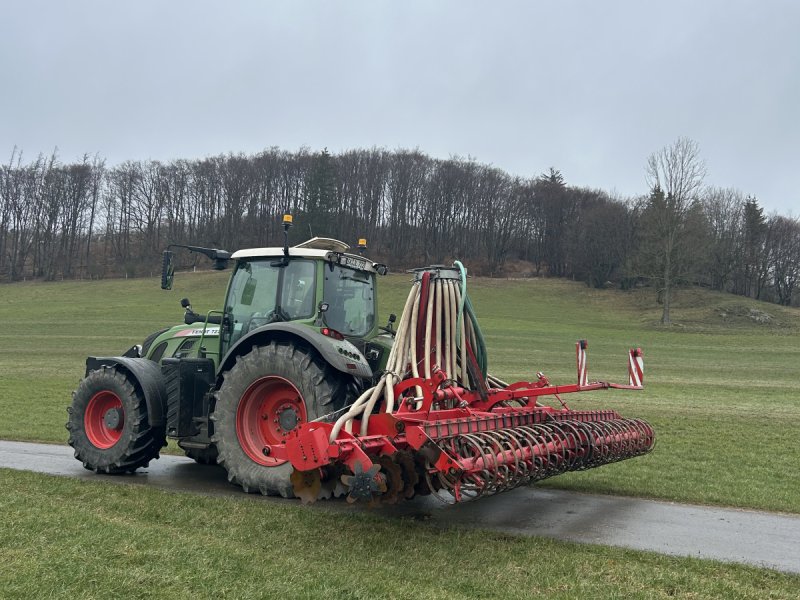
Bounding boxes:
[236,376,307,466]
[85,390,124,449]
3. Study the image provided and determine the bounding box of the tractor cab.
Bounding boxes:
[155,222,390,375]
[222,238,383,355]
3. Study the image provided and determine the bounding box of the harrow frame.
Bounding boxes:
[279,342,654,503]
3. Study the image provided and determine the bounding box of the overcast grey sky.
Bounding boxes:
[1,1,798,213]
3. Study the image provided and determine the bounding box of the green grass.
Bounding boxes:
[1,468,798,600]
[460,279,800,513]
[1,271,799,513]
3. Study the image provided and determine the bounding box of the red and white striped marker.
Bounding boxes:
[576,340,588,387]
[628,348,644,387]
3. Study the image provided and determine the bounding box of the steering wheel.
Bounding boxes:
[244,307,291,333]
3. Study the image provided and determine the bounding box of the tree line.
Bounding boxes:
[1,142,798,310]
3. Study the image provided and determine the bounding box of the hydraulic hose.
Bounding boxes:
[329,262,497,442]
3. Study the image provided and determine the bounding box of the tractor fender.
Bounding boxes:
[218,322,373,381]
[85,356,167,427]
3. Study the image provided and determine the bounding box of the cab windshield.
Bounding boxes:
[224,259,316,349]
[323,264,375,337]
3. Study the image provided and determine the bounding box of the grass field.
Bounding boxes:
[2,271,799,597]
[2,468,799,600]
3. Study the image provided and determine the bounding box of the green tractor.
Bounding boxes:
[67,218,394,497]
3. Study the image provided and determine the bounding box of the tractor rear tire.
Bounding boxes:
[211,341,347,497]
[179,442,218,465]
[66,366,166,473]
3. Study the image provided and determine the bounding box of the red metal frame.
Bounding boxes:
[275,342,651,502]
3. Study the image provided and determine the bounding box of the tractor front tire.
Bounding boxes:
[211,342,346,497]
[66,367,166,473]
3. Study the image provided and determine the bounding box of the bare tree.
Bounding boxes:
[766,215,800,306]
[642,137,707,324]
[702,186,744,291]
[7,141,800,308]
[84,155,105,278]
[569,192,634,288]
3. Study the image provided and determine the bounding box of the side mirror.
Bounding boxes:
[213,251,231,271]
[313,301,329,326]
[380,313,397,335]
[161,251,174,290]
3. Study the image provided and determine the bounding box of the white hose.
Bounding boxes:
[424,282,434,379]
[409,285,421,397]
[357,286,416,432]
[330,284,417,441]
[328,269,500,443]
[330,386,375,439]
[444,279,458,381]
[433,279,440,373]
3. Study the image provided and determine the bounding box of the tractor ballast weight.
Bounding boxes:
[67,230,654,504]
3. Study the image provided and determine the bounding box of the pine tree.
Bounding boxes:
[739,197,767,298]
[303,148,337,238]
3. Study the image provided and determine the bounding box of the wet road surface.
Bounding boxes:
[2,440,798,574]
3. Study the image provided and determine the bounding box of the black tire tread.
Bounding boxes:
[211,341,347,497]
[66,366,166,474]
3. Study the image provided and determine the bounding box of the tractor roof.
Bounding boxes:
[231,238,385,275]
[293,237,350,252]
[231,247,332,260]
[232,237,348,259]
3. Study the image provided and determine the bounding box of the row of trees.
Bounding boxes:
[1,143,798,312]
[638,137,799,321]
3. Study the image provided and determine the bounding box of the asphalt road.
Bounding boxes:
[2,440,799,574]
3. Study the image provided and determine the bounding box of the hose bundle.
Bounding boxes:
[330,263,498,442]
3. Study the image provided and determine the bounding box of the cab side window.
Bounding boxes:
[282,261,316,320]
